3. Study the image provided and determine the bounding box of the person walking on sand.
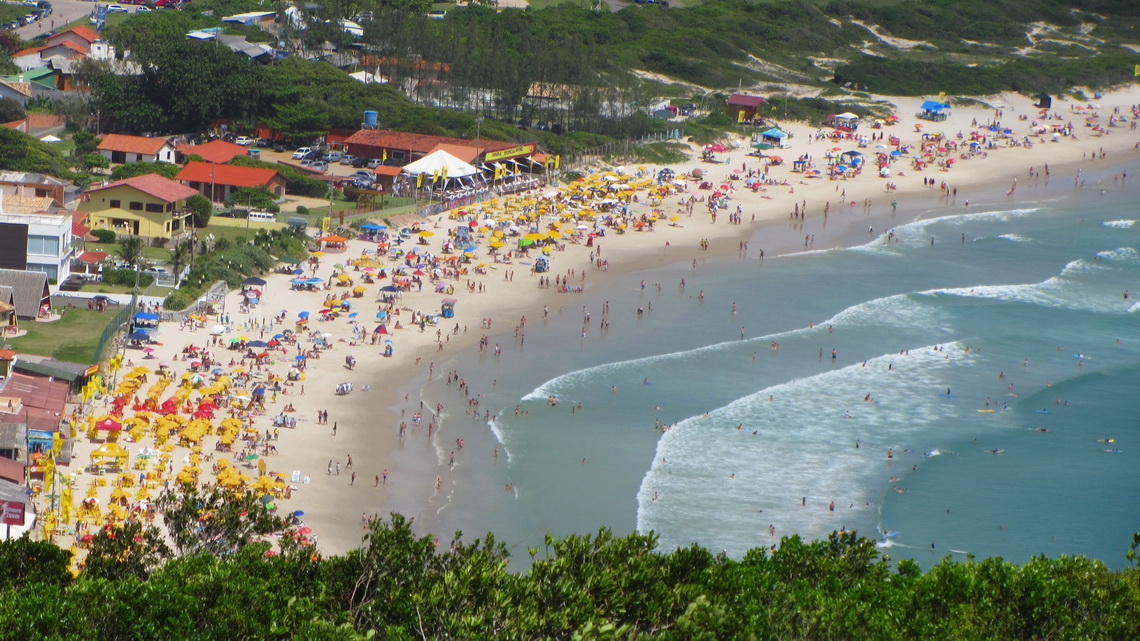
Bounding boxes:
[351,472,356,485]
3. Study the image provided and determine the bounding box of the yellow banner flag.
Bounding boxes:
[416,173,424,188]
[938,91,946,102]
[737,109,746,123]
[382,149,388,161]
[554,155,561,170]
[1135,64,1140,77]
[441,167,448,181]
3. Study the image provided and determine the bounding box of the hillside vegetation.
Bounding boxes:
[3,516,1140,640]
[76,0,1139,145]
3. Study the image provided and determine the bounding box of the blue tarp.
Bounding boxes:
[920,100,949,112]
[134,312,159,321]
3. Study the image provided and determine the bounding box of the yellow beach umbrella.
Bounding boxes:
[418,230,435,237]
[311,251,324,257]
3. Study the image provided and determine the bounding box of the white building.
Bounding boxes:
[0,196,77,283]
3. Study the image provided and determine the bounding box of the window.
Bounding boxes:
[129,201,143,211]
[27,234,60,256]
[145,203,163,213]
[392,150,406,161]
[26,263,57,281]
[109,199,121,208]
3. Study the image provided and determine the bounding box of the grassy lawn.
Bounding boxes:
[8,307,113,363]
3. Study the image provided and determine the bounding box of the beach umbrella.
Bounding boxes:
[242,277,267,286]
[291,268,304,275]
[311,251,325,257]
[319,235,347,243]
[295,354,307,360]
[211,325,226,335]
[348,312,359,318]
[247,340,268,348]
[360,223,383,231]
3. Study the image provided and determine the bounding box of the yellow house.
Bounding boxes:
[80,174,198,239]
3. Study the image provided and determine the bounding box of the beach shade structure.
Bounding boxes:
[319,235,347,243]
[247,340,268,348]
[348,312,359,318]
[305,278,323,285]
[295,354,307,361]
[380,285,400,292]
[704,144,729,153]
[374,324,390,334]
[242,277,267,287]
[298,311,310,318]
[127,330,150,342]
[96,417,123,431]
[311,251,325,257]
[211,325,227,335]
[291,268,304,275]
[360,223,383,231]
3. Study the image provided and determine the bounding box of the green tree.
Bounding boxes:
[168,239,192,285]
[110,161,180,182]
[186,194,213,228]
[0,127,72,176]
[0,536,73,592]
[0,97,25,122]
[156,486,290,557]
[226,186,280,213]
[83,520,172,581]
[117,235,146,269]
[81,153,110,172]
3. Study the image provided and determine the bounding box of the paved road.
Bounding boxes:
[12,0,147,41]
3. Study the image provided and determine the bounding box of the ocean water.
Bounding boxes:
[411,167,1139,569]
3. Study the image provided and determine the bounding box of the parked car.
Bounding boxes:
[234,136,253,146]
[106,4,128,12]
[322,151,342,163]
[366,158,383,169]
[144,266,167,275]
[135,5,151,11]
[311,161,329,172]
[292,147,312,159]
[352,178,375,189]
[339,154,356,165]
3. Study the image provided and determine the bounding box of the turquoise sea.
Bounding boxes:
[402,164,1139,569]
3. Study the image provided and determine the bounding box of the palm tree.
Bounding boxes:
[117,235,145,269]
[168,239,191,286]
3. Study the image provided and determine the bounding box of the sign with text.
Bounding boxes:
[0,500,26,526]
[484,144,536,162]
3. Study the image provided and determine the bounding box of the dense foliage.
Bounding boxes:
[0,127,73,176]
[3,520,1139,640]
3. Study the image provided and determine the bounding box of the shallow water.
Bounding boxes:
[413,167,1139,569]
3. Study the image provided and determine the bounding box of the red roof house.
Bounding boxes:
[176,161,285,203]
[97,134,177,164]
[179,140,248,164]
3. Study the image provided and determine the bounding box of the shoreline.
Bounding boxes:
[62,88,1140,560]
[323,90,1140,554]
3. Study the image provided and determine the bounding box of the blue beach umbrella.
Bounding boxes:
[348,312,359,318]
[298,311,310,318]
[292,268,304,275]
[247,340,268,347]
[295,354,307,361]
[360,223,383,231]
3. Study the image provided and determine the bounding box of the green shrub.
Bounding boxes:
[296,205,309,216]
[91,229,116,244]
[101,269,155,288]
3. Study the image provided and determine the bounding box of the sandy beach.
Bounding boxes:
[56,87,1140,559]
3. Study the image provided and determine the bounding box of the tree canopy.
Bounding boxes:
[2,516,1139,640]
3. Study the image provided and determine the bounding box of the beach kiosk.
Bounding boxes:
[824,112,859,130]
[440,298,457,319]
[758,128,788,148]
[916,100,950,122]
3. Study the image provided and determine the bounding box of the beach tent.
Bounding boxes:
[401,150,479,179]
[824,113,859,130]
[759,128,788,148]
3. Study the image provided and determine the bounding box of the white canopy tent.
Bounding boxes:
[401,150,479,178]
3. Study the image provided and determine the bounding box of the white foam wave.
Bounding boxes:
[890,208,1040,238]
[997,233,1031,242]
[637,342,976,555]
[1104,219,1135,228]
[523,291,944,401]
[1095,247,1139,263]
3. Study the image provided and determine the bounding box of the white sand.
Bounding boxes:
[58,87,1140,558]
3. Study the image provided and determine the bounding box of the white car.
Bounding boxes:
[106,4,128,13]
[292,147,312,160]
[136,6,151,12]
[235,136,253,146]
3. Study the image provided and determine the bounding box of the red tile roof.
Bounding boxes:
[87,173,198,203]
[176,161,280,188]
[372,165,402,176]
[96,133,173,156]
[182,140,248,164]
[71,210,89,237]
[77,250,107,264]
[50,25,99,45]
[44,40,88,55]
[13,45,47,58]
[344,130,519,156]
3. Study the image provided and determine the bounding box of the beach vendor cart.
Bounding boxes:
[440,298,457,319]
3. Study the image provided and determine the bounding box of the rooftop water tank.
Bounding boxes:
[363,110,378,126]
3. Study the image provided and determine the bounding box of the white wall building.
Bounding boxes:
[0,196,76,283]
